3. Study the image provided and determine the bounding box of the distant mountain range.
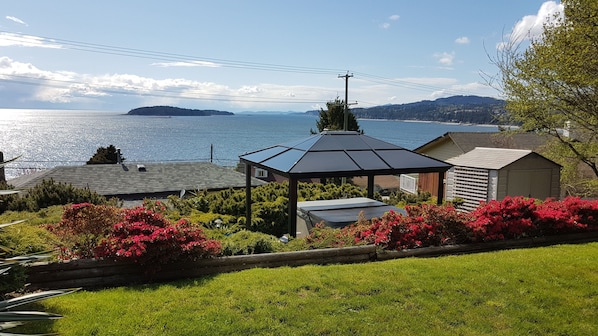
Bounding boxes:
[129,96,509,125]
[307,95,509,125]
[127,106,234,116]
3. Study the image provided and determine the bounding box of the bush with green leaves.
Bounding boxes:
[219,230,283,256]
[5,179,115,213]
[168,182,371,237]
[1,216,79,336]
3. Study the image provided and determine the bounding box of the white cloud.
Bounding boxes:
[379,14,399,29]
[151,60,221,68]
[455,36,470,44]
[508,1,564,44]
[0,32,61,48]
[238,86,262,95]
[5,16,27,26]
[434,51,456,66]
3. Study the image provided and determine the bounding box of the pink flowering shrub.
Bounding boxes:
[354,204,470,250]
[46,204,221,265]
[341,196,597,250]
[467,196,538,242]
[94,207,221,265]
[534,197,598,234]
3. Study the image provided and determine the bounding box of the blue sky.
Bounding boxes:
[0,1,562,112]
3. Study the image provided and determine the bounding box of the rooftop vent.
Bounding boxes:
[137,164,146,172]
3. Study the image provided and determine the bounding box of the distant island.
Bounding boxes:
[306,95,509,125]
[127,106,234,116]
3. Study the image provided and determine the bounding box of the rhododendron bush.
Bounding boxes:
[47,203,221,264]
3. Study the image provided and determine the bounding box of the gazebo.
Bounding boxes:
[239,131,452,237]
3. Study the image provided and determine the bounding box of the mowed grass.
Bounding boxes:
[31,243,598,335]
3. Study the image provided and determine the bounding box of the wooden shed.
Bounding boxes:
[445,147,561,212]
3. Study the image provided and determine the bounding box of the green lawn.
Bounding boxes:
[27,242,598,335]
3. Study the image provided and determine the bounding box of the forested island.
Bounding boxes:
[307,95,509,125]
[127,106,234,116]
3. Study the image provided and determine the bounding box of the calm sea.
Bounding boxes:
[0,109,498,180]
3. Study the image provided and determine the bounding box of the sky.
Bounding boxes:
[0,1,563,113]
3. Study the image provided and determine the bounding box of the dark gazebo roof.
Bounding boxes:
[239,131,451,178]
[239,131,452,237]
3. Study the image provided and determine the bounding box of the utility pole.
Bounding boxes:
[338,72,353,131]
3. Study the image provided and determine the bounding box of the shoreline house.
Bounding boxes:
[8,162,265,206]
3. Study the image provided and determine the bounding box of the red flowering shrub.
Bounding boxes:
[94,207,221,266]
[45,203,122,259]
[535,197,598,234]
[467,196,538,242]
[405,204,472,245]
[354,205,470,250]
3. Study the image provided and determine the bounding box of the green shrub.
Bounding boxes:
[0,223,58,257]
[219,230,282,256]
[168,182,370,237]
[5,179,115,213]
[0,263,26,298]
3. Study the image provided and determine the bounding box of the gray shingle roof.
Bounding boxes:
[8,162,265,197]
[446,147,533,169]
[415,131,549,153]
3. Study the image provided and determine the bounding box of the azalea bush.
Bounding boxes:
[467,196,538,242]
[95,208,221,266]
[47,204,221,265]
[300,196,598,251]
[353,204,471,250]
[535,196,598,235]
[467,196,598,242]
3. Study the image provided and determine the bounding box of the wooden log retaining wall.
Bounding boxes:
[26,232,598,290]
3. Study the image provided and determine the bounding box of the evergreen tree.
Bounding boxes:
[313,98,361,133]
[87,145,124,164]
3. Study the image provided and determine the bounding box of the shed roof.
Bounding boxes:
[239,131,451,178]
[446,147,534,170]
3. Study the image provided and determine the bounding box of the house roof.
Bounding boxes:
[239,130,452,178]
[8,162,265,197]
[415,131,549,154]
[446,147,548,170]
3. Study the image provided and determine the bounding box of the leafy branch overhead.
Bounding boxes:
[488,0,598,182]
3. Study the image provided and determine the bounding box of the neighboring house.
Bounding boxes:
[8,162,266,204]
[445,147,561,211]
[414,132,550,198]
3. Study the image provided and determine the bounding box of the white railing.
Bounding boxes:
[400,174,417,194]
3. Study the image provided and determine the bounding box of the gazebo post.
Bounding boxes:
[245,163,252,226]
[367,174,375,199]
[288,178,298,237]
[436,171,445,205]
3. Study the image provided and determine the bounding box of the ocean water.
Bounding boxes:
[0,109,498,180]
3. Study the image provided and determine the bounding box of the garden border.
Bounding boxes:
[26,231,598,290]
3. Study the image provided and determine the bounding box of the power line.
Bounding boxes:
[0,31,486,105]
